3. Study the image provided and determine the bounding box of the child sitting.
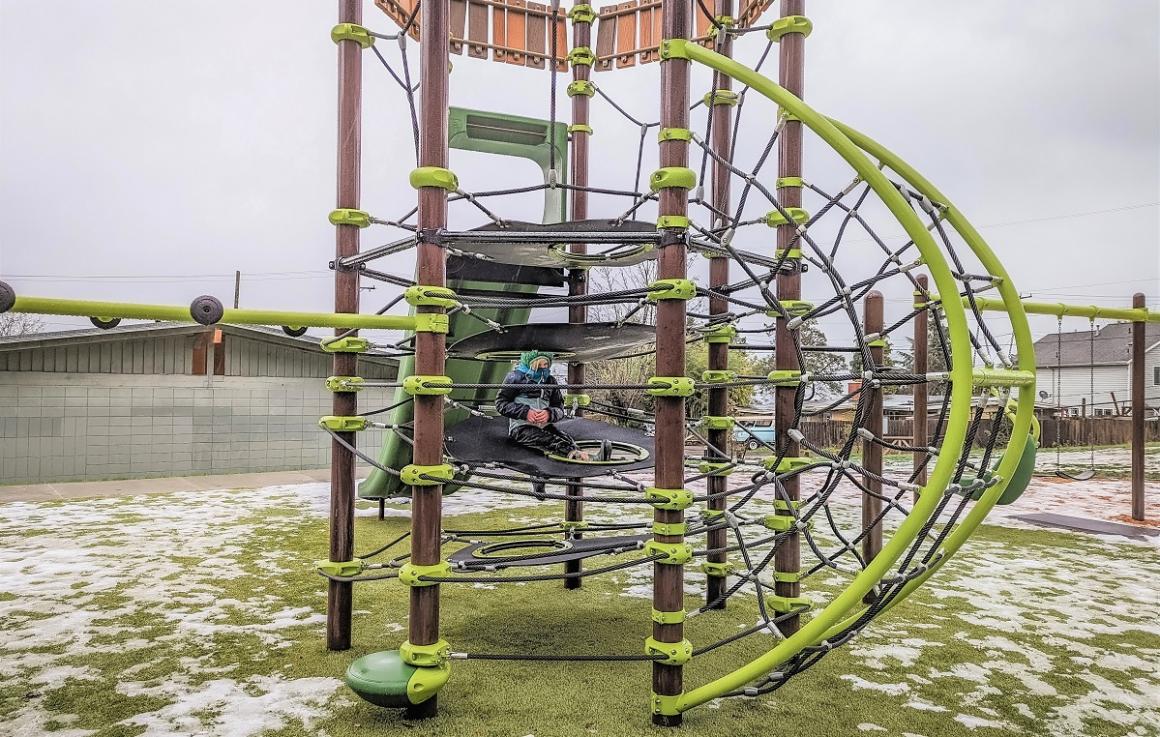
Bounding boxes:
[495,351,590,461]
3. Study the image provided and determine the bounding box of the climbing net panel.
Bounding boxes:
[309,0,1038,721]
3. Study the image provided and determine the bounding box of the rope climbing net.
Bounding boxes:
[311,6,1038,718]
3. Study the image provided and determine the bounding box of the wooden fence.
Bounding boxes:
[793,417,1159,450]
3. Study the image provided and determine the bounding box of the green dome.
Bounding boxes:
[346,650,416,708]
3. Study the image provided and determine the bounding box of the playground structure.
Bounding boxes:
[1,0,1158,728]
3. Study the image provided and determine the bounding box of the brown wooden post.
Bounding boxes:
[407,0,451,719]
[652,0,690,724]
[565,0,593,590]
[772,0,806,637]
[861,292,884,570]
[327,0,363,653]
[912,274,929,501]
[1132,293,1146,521]
[704,0,734,610]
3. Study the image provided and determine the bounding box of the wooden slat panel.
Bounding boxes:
[450,0,468,53]
[467,0,489,58]
[638,0,656,63]
[694,0,713,46]
[525,1,547,69]
[493,1,508,62]
[553,13,567,70]
[214,334,226,376]
[100,342,112,373]
[110,342,122,373]
[65,345,78,373]
[132,341,144,374]
[594,5,616,71]
[615,1,638,68]
[506,0,527,65]
[192,334,208,376]
[142,338,155,374]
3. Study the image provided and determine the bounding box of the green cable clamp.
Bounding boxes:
[649,167,697,192]
[567,46,595,66]
[766,369,802,386]
[400,638,452,667]
[702,89,739,107]
[652,520,688,536]
[647,278,697,301]
[329,208,371,228]
[763,514,812,533]
[400,463,455,486]
[321,336,369,353]
[413,313,450,334]
[658,38,690,60]
[972,368,1036,387]
[701,508,726,520]
[645,487,694,510]
[564,393,592,407]
[561,520,590,532]
[766,593,812,614]
[404,285,459,308]
[403,375,454,396]
[646,376,695,397]
[319,416,368,432]
[315,558,364,577]
[651,608,686,625]
[700,415,734,431]
[913,289,929,310]
[701,369,736,383]
[651,691,683,717]
[701,560,734,578]
[325,376,365,392]
[398,561,453,587]
[764,207,810,228]
[658,127,692,142]
[762,456,813,474]
[703,324,737,344]
[643,540,694,565]
[645,636,693,665]
[776,176,804,189]
[568,123,594,135]
[767,15,813,42]
[567,80,596,97]
[766,299,814,318]
[865,337,887,349]
[407,661,450,705]
[331,23,375,48]
[708,15,736,38]
[656,215,690,230]
[568,3,596,23]
[409,166,459,191]
[697,460,735,477]
[773,498,803,512]
[773,570,803,584]
[778,107,801,123]
[774,247,803,260]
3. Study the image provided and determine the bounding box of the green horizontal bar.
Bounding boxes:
[11,296,417,331]
[970,297,1158,324]
[972,368,1035,387]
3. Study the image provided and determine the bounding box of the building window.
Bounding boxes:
[1154,366,1160,386]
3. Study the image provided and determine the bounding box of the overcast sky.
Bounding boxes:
[1,0,1157,347]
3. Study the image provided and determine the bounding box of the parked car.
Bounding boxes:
[733,415,775,451]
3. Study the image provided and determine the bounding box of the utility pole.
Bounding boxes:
[233,270,241,309]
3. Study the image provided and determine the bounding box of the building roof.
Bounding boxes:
[0,321,398,366]
[1033,322,1160,368]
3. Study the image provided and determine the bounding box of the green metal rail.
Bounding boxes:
[7,295,418,331]
[970,297,1158,324]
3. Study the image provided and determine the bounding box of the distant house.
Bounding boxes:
[1033,322,1160,417]
[0,323,397,485]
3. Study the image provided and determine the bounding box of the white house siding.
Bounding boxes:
[1039,364,1133,415]
[0,372,391,485]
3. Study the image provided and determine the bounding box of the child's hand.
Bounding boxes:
[527,409,550,426]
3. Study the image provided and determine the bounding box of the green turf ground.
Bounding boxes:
[1,484,1157,737]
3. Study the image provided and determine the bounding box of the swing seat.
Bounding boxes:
[969,434,1037,506]
[1055,468,1097,482]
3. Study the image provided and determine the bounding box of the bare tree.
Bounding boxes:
[0,313,45,337]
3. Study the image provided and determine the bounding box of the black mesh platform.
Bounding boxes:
[448,533,648,569]
[446,219,659,268]
[446,415,655,478]
[447,322,655,363]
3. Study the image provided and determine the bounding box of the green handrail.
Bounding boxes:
[668,39,977,713]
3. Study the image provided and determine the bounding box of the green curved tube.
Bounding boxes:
[671,40,977,713]
[814,118,1036,637]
